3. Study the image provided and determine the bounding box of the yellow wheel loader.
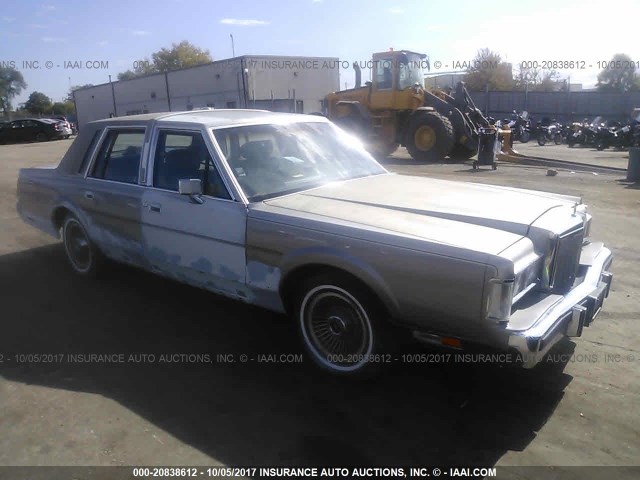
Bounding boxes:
[323,50,491,161]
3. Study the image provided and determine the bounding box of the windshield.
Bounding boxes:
[398,53,425,89]
[591,116,603,126]
[213,121,387,202]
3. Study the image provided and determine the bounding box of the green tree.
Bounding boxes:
[0,66,27,116]
[463,48,514,91]
[24,91,52,115]
[117,41,212,80]
[596,53,638,92]
[50,101,75,115]
[514,65,561,91]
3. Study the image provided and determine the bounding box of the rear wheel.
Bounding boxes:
[294,272,394,377]
[537,134,547,146]
[406,112,454,162]
[554,133,563,145]
[35,132,48,142]
[62,215,103,277]
[371,142,400,157]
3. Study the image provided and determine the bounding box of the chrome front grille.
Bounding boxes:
[551,226,584,293]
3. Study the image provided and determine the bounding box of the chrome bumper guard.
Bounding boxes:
[508,247,613,368]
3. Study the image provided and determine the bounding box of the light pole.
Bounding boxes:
[230,34,235,57]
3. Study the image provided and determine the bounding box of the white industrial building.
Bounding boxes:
[73,55,340,128]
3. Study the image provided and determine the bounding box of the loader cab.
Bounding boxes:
[371,50,428,110]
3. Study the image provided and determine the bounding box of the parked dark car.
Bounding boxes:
[0,118,72,144]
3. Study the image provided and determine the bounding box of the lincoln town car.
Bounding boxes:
[16,110,613,376]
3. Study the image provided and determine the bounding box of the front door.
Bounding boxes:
[141,129,247,299]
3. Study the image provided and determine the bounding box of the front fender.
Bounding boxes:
[279,245,401,318]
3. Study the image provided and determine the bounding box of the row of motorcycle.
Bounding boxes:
[491,111,640,150]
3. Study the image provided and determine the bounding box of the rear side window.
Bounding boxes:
[78,130,103,174]
[90,129,145,184]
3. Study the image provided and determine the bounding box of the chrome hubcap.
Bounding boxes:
[301,286,373,372]
[66,221,91,271]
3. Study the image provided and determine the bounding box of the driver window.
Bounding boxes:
[375,59,393,89]
[153,131,231,199]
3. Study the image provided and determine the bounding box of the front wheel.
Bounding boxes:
[537,134,547,146]
[554,134,563,145]
[294,273,393,377]
[406,112,454,162]
[62,215,103,277]
[520,131,531,143]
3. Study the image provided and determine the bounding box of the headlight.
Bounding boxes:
[486,278,514,323]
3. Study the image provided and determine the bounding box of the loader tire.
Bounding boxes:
[406,112,454,162]
[372,142,400,158]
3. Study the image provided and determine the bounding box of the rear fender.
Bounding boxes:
[50,200,95,240]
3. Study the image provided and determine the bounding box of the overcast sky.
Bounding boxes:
[1,0,638,105]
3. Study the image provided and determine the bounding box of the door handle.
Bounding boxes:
[84,191,94,200]
[148,202,161,213]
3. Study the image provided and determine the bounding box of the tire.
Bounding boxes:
[597,142,606,151]
[449,143,476,159]
[406,112,454,162]
[371,142,400,157]
[567,137,576,147]
[62,214,103,277]
[554,134,563,145]
[294,272,394,377]
[520,131,531,143]
[537,134,546,146]
[35,132,48,142]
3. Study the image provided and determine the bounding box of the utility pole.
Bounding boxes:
[230,34,235,57]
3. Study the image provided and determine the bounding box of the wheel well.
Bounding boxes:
[52,207,71,231]
[279,264,388,317]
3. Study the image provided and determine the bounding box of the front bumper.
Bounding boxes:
[507,245,613,368]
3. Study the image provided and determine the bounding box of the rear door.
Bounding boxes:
[83,127,148,266]
[141,127,247,298]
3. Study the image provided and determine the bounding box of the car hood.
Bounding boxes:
[260,174,580,256]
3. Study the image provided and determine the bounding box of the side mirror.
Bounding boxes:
[178,178,204,204]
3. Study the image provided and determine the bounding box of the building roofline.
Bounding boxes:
[73,54,341,93]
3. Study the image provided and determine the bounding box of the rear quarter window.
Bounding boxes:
[78,130,103,174]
